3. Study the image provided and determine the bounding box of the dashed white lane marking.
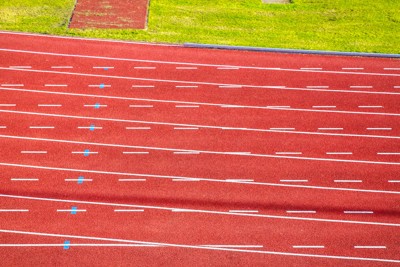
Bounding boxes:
[0,104,16,107]
[384,68,400,71]
[71,151,99,155]
[29,126,55,129]
[122,151,149,155]
[326,152,353,155]
[0,126,6,129]
[129,105,153,108]
[20,151,47,154]
[377,152,400,155]
[175,85,198,88]
[358,105,383,108]
[51,66,73,69]
[366,128,392,131]
[275,152,302,155]
[395,86,400,89]
[334,180,363,183]
[312,106,336,109]
[118,178,146,182]
[88,84,111,88]
[173,127,199,130]
[388,180,400,183]
[293,246,325,249]
[229,210,259,213]
[344,211,374,214]
[83,104,107,107]
[65,178,93,182]
[114,209,144,212]
[37,104,62,107]
[306,86,329,89]
[134,67,156,69]
[354,246,386,249]
[351,86,373,88]
[175,105,200,108]
[44,84,67,87]
[173,151,200,155]
[77,126,103,130]
[342,68,364,70]
[0,209,29,212]
[0,84,23,87]
[172,178,201,182]
[93,66,114,69]
[176,67,198,70]
[318,128,343,131]
[132,85,154,88]
[56,209,86,213]
[280,180,309,183]
[125,127,151,130]
[9,66,31,69]
[286,211,316,214]
[11,178,39,181]
[301,68,322,70]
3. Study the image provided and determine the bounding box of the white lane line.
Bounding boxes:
[229,210,259,213]
[334,180,363,183]
[56,209,86,213]
[354,246,386,249]
[134,67,156,69]
[88,84,111,88]
[83,104,107,107]
[0,84,23,87]
[225,179,254,182]
[366,128,392,131]
[114,209,144,212]
[132,85,154,88]
[0,209,29,212]
[71,151,98,154]
[172,178,201,182]
[218,85,242,88]
[77,126,103,130]
[29,126,55,129]
[351,86,373,88]
[301,68,322,70]
[267,106,291,109]
[176,67,198,70]
[118,178,146,182]
[1,46,399,78]
[377,152,400,155]
[129,105,153,108]
[37,104,62,107]
[220,105,246,108]
[342,68,364,70]
[388,180,400,183]
[293,246,325,249]
[2,134,400,166]
[286,211,316,214]
[65,178,93,182]
[0,228,399,264]
[344,211,374,214]
[358,105,383,108]
[384,68,400,71]
[175,85,198,88]
[0,104,16,107]
[44,84,67,87]
[4,161,400,197]
[51,66,73,69]
[326,152,353,155]
[306,86,329,89]
[280,180,309,183]
[0,126,6,129]
[312,106,336,109]
[9,66,31,69]
[10,178,38,181]
[125,127,151,130]
[20,151,47,154]
[318,128,343,131]
[0,243,160,247]
[275,152,302,155]
[173,127,199,130]
[173,151,200,155]
[122,151,149,155]
[394,86,400,89]
[269,128,295,131]
[93,66,114,69]
[175,105,199,108]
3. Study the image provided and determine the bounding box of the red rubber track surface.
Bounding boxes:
[0,31,400,266]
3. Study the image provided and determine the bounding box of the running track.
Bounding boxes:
[0,31,400,266]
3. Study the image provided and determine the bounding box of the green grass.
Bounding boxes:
[0,0,399,53]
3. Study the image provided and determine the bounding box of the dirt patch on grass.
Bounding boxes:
[69,0,149,29]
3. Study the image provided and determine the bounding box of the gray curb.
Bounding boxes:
[184,43,400,59]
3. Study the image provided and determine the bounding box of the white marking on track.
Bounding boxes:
[0,104,16,107]
[0,84,23,87]
[21,151,47,154]
[275,152,302,155]
[351,86,373,89]
[267,106,291,109]
[65,178,93,182]
[201,245,263,248]
[388,180,400,183]
[384,68,400,71]
[225,179,254,182]
[134,67,156,69]
[229,210,259,213]
[0,126,6,129]
[293,246,325,249]
[344,211,373,214]
[334,180,363,183]
[11,178,38,181]
[44,84,67,87]
[57,209,86,213]
[307,86,329,89]
[354,246,386,249]
[269,128,295,131]
[88,84,111,88]
[318,128,343,131]
[0,209,29,212]
[366,128,392,131]
[77,126,103,130]
[280,180,308,183]
[29,126,55,129]
[312,106,336,109]
[172,178,201,182]
[93,66,114,69]
[358,105,383,108]
[342,68,364,70]
[219,85,242,88]
[83,104,107,107]
[37,104,62,107]
[377,152,400,155]
[286,211,316,214]
[326,152,353,155]
[9,66,31,69]
[71,151,99,154]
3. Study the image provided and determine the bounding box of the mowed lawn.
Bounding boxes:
[0,0,399,53]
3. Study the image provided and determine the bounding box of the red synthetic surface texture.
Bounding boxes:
[69,0,150,29]
[0,31,399,266]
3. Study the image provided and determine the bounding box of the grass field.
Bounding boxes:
[0,0,399,53]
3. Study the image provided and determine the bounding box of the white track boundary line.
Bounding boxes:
[0,46,398,78]
[0,193,399,227]
[1,162,400,195]
[1,229,399,263]
[0,134,399,166]
[1,68,400,96]
[1,109,399,141]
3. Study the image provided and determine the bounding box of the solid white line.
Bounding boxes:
[326,152,353,155]
[29,126,55,129]
[122,151,149,154]
[286,211,316,214]
[219,85,242,88]
[172,178,201,182]
[118,179,146,182]
[354,246,386,249]
[37,104,62,107]
[2,162,400,196]
[269,128,295,131]
[225,179,254,182]
[11,178,39,181]
[334,180,363,183]
[394,86,400,89]
[229,210,259,213]
[44,84,67,87]
[9,66,31,69]
[0,47,398,78]
[0,209,29,212]
[306,86,329,89]
[0,84,23,87]
[293,246,325,249]
[366,128,392,131]
[267,106,291,109]
[344,211,374,214]
[114,209,144,212]
[125,127,151,130]
[301,68,322,70]
[0,228,398,263]
[280,180,308,183]
[20,151,47,154]
[377,152,400,155]
[129,105,153,108]
[0,243,159,247]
